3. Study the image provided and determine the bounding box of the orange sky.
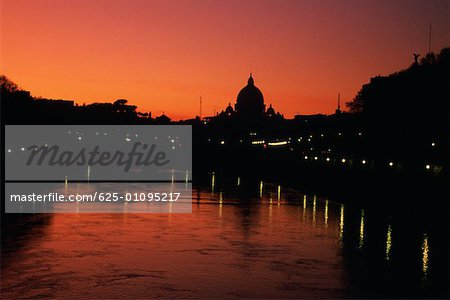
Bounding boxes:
[1,0,448,120]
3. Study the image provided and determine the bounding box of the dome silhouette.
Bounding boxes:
[235,74,265,116]
[266,104,275,116]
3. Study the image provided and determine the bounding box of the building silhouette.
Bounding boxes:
[212,74,283,121]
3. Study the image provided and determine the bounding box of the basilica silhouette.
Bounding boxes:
[210,74,283,122]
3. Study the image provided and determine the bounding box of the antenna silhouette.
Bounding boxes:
[199,96,202,119]
[428,24,432,54]
[335,93,342,114]
[338,93,341,111]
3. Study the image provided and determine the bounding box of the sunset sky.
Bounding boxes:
[1,0,448,119]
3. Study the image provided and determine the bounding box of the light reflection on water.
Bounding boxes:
[1,182,443,299]
[385,223,393,261]
[359,209,365,249]
[339,204,345,245]
[312,195,317,226]
[422,233,429,280]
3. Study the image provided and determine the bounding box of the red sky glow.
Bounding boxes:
[1,0,448,119]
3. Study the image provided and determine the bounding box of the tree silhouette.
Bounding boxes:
[0,75,20,93]
[346,47,449,116]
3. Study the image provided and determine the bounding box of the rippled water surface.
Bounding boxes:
[1,184,447,299]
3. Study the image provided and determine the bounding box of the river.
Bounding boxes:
[1,182,447,299]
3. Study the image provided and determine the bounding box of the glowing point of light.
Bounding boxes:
[326,157,330,162]
[389,162,394,167]
[341,158,346,163]
[7,149,12,153]
[237,177,240,186]
[314,156,318,160]
[431,142,436,147]
[78,137,82,140]
[125,138,131,142]
[425,164,431,170]
[220,140,225,145]
[304,156,308,160]
[362,159,366,164]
